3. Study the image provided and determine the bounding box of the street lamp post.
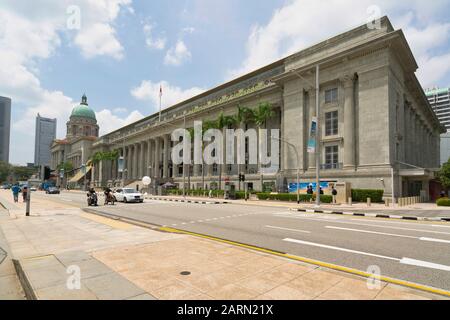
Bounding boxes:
[272,137,301,204]
[291,65,321,206]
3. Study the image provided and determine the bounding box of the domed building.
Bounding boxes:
[66,94,99,139]
[50,94,99,189]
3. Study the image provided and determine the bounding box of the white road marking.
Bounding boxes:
[419,237,450,244]
[283,238,450,271]
[399,258,450,271]
[431,225,450,228]
[277,215,450,236]
[325,226,416,239]
[283,238,398,261]
[265,225,311,234]
[327,226,450,244]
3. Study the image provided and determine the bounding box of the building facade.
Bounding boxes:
[69,17,443,200]
[50,95,99,186]
[34,114,57,166]
[0,96,11,163]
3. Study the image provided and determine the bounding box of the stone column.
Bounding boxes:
[133,143,139,179]
[154,138,160,179]
[163,134,170,179]
[342,75,355,168]
[140,141,146,178]
[147,139,153,177]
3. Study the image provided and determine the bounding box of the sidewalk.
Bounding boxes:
[0,206,25,299]
[0,190,446,300]
[147,195,450,221]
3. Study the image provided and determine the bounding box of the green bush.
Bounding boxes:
[351,189,384,203]
[256,193,316,203]
[437,198,450,207]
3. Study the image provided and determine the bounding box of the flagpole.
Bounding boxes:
[159,85,162,122]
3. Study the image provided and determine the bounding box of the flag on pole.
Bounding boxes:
[159,85,163,98]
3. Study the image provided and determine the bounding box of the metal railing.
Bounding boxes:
[320,163,343,170]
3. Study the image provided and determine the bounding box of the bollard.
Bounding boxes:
[348,197,352,206]
[367,197,371,207]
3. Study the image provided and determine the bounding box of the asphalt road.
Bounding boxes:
[35,191,450,292]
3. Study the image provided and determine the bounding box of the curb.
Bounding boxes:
[12,259,37,300]
[147,197,229,205]
[289,208,450,222]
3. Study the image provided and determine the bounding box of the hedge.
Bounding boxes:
[256,193,332,203]
[437,198,450,207]
[351,189,384,203]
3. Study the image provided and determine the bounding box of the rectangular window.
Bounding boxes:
[325,111,338,136]
[325,88,338,103]
[325,145,339,169]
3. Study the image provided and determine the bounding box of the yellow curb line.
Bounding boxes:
[159,226,450,298]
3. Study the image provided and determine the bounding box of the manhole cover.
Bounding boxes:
[180,271,191,276]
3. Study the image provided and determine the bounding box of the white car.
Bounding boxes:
[113,188,144,203]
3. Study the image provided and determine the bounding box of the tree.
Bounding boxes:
[0,161,12,183]
[57,162,74,173]
[438,158,450,190]
[252,102,275,191]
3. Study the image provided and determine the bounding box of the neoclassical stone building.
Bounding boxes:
[89,17,443,199]
[51,95,99,186]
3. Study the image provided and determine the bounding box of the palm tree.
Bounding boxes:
[216,112,237,190]
[251,102,275,191]
[90,150,119,187]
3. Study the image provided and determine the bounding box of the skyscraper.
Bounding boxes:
[426,87,450,132]
[0,96,11,163]
[426,88,450,164]
[34,114,57,166]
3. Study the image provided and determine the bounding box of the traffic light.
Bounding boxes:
[44,166,51,180]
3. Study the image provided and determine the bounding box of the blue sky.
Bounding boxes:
[1,0,450,165]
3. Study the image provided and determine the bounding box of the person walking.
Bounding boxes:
[11,184,21,203]
[332,186,338,204]
[22,186,28,203]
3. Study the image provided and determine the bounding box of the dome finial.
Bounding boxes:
[81,93,88,105]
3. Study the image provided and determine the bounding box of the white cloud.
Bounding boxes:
[131,80,205,110]
[75,23,124,59]
[143,24,166,50]
[164,40,192,66]
[228,0,450,88]
[0,0,133,164]
[96,109,144,136]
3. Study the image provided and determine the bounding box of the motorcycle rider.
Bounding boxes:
[87,188,98,206]
[104,187,114,205]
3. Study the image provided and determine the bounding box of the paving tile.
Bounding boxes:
[207,283,259,300]
[151,279,203,300]
[316,278,385,300]
[262,284,314,300]
[83,272,145,300]
[126,293,157,300]
[375,284,433,300]
[25,264,68,290]
[56,251,93,265]
[35,284,98,300]
[0,274,25,299]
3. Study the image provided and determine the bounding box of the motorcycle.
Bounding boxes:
[104,191,116,205]
[87,192,98,206]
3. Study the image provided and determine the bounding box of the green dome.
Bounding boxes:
[71,94,96,120]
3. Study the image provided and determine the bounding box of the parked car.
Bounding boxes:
[30,187,37,192]
[113,188,144,203]
[46,187,60,194]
